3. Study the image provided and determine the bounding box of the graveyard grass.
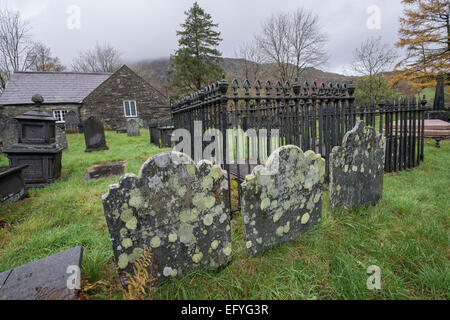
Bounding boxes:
[0,130,448,300]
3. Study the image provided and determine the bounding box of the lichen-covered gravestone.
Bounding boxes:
[241,145,325,256]
[55,126,68,150]
[0,118,20,152]
[329,120,386,210]
[83,116,108,152]
[102,151,232,285]
[126,119,140,137]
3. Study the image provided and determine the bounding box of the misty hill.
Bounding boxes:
[129,57,356,96]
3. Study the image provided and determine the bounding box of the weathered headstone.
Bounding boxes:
[427,72,448,121]
[102,151,232,285]
[65,111,80,134]
[149,121,160,145]
[159,126,174,148]
[84,161,127,181]
[55,126,68,150]
[0,246,83,300]
[0,118,20,152]
[241,145,325,256]
[126,119,140,136]
[329,120,385,210]
[83,116,108,152]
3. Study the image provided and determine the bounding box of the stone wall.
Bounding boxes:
[102,151,232,286]
[241,145,326,256]
[0,104,79,120]
[82,65,171,129]
[329,120,385,210]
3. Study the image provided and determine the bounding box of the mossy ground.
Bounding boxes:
[0,130,448,300]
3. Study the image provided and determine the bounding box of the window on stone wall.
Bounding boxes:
[53,110,68,123]
[124,100,137,117]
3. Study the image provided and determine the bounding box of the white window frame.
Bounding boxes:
[123,100,138,118]
[53,110,68,123]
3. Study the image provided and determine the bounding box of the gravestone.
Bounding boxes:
[65,111,80,134]
[83,117,108,152]
[126,119,140,136]
[0,246,83,300]
[102,151,231,286]
[55,126,68,150]
[241,145,325,256]
[426,72,448,121]
[159,126,174,148]
[0,118,20,152]
[149,122,160,145]
[329,120,385,210]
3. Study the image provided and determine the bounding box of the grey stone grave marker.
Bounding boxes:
[126,119,140,136]
[0,246,83,300]
[65,111,80,134]
[83,116,108,152]
[56,126,68,150]
[329,120,386,210]
[241,145,326,256]
[102,151,232,286]
[0,118,20,152]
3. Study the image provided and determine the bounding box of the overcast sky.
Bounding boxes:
[1,0,404,75]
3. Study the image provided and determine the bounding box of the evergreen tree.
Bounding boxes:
[167,2,223,98]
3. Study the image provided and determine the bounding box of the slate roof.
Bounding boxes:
[0,71,113,106]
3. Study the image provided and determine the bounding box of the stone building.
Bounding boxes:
[0,65,170,129]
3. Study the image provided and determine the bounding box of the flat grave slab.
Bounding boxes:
[84,161,127,181]
[0,246,83,300]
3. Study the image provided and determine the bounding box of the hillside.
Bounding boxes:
[129,57,355,96]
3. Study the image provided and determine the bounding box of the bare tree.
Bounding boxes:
[30,42,66,72]
[0,8,36,92]
[72,42,122,73]
[256,9,329,83]
[352,36,398,100]
[234,40,265,82]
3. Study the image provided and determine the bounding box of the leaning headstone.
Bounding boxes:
[0,246,83,300]
[83,116,108,152]
[241,145,325,256]
[55,126,68,150]
[329,120,385,210]
[0,118,20,152]
[126,119,140,136]
[65,111,80,134]
[102,151,231,286]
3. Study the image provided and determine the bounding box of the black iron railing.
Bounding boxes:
[171,75,426,212]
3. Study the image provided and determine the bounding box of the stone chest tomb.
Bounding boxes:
[2,95,63,188]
